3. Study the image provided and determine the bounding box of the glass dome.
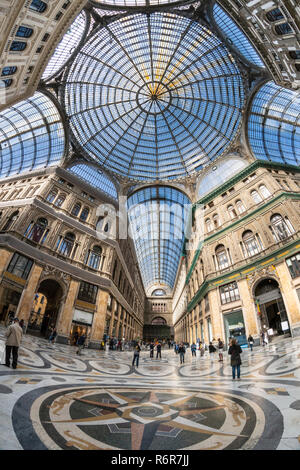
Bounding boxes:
[127,185,190,289]
[67,163,118,199]
[248,81,300,167]
[0,92,65,178]
[64,12,245,182]
[42,11,88,81]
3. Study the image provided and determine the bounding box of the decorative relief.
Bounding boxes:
[38,266,71,299]
[246,265,279,295]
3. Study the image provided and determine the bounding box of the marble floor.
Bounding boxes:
[0,327,300,451]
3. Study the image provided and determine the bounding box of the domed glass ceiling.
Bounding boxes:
[64,12,245,182]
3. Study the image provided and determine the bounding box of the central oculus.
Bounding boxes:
[64,13,244,181]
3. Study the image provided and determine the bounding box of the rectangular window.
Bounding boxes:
[220,281,240,304]
[286,253,300,279]
[7,252,33,280]
[78,281,98,304]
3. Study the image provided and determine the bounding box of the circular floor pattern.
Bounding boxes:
[40,351,87,372]
[89,360,131,375]
[14,385,282,450]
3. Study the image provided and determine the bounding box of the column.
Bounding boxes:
[90,289,110,349]
[238,278,259,338]
[56,279,80,344]
[15,264,43,323]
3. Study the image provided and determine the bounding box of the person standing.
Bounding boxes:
[199,342,205,357]
[248,335,254,352]
[228,338,242,380]
[156,342,162,359]
[149,341,154,358]
[49,327,57,345]
[217,338,224,362]
[178,342,186,364]
[76,333,86,355]
[4,318,23,369]
[191,342,197,357]
[208,342,216,362]
[132,343,141,368]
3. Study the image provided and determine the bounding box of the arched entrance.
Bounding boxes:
[254,278,291,337]
[27,279,63,337]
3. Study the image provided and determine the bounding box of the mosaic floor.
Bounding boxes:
[1,327,300,451]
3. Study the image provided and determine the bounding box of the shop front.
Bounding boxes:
[70,308,94,346]
[223,309,247,348]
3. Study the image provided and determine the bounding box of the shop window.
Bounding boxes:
[29,0,47,13]
[286,253,300,279]
[7,252,33,280]
[220,281,240,304]
[78,281,98,304]
[16,26,33,38]
[10,41,27,52]
[223,310,247,347]
[1,66,17,76]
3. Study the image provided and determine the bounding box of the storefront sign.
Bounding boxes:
[73,309,93,326]
[281,321,289,331]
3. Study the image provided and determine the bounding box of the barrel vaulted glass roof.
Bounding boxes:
[0,92,65,179]
[127,186,190,289]
[248,81,300,167]
[92,0,192,8]
[42,11,88,81]
[63,12,245,182]
[67,163,118,199]
[212,3,265,68]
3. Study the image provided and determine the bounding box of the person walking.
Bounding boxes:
[132,343,141,368]
[217,338,224,362]
[156,342,162,359]
[76,333,86,355]
[178,342,186,364]
[4,318,23,369]
[191,342,197,357]
[208,341,216,362]
[49,327,57,345]
[248,334,254,352]
[199,342,205,357]
[228,338,243,380]
[149,341,154,359]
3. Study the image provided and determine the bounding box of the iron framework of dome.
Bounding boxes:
[63,12,245,182]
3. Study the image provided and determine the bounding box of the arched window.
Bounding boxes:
[151,317,167,325]
[1,79,12,88]
[251,190,262,204]
[53,193,65,207]
[29,0,47,13]
[16,26,33,38]
[275,23,293,35]
[80,207,89,222]
[10,41,27,52]
[46,190,58,203]
[259,184,271,198]
[71,203,81,216]
[57,232,75,257]
[152,289,167,296]
[266,8,284,22]
[227,205,237,219]
[270,214,293,241]
[1,211,19,231]
[242,230,260,257]
[1,66,17,76]
[85,245,103,270]
[212,213,220,228]
[215,244,230,270]
[236,200,246,214]
[24,217,48,244]
[205,218,213,233]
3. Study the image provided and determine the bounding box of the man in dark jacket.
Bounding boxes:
[228,339,242,380]
[76,334,86,355]
[178,343,186,364]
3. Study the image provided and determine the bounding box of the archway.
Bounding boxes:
[254,278,291,337]
[27,279,63,337]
